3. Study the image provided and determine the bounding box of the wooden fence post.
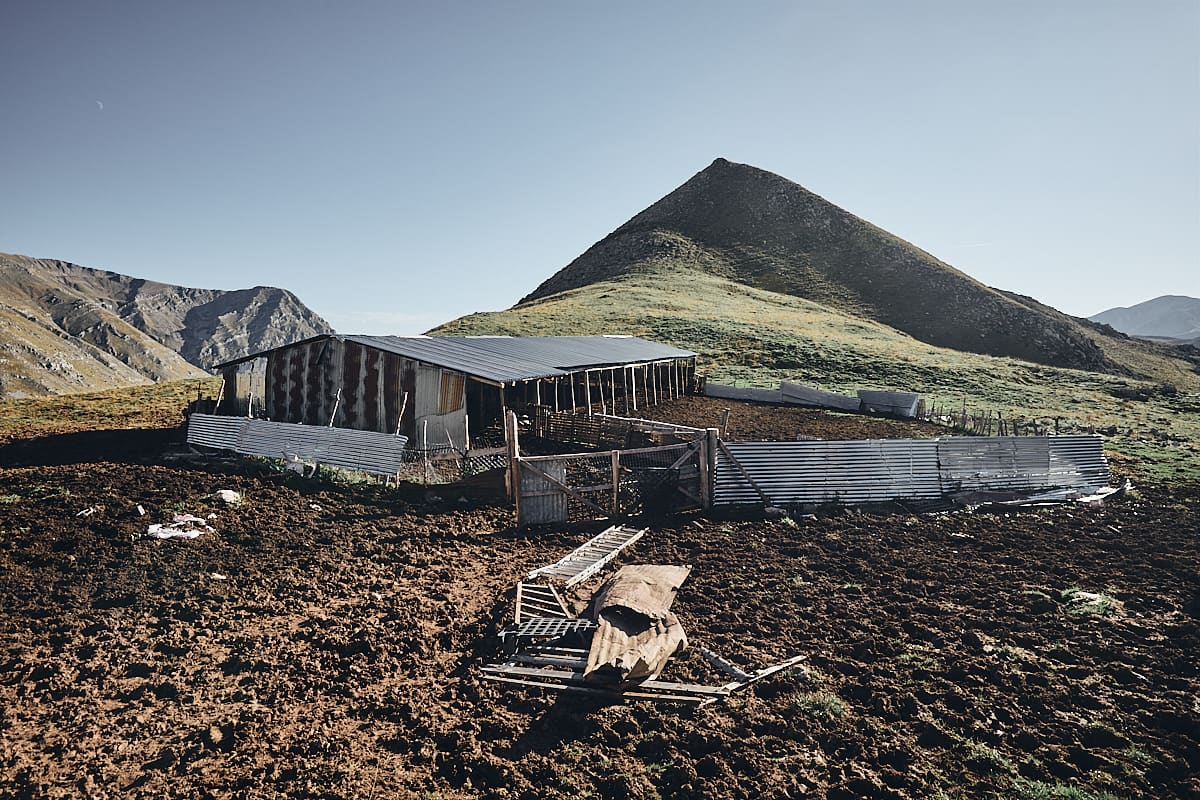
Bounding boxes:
[506,412,521,524]
[611,450,620,516]
[700,428,719,509]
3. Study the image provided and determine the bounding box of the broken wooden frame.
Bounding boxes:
[482,644,806,707]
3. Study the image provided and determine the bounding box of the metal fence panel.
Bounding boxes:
[704,383,783,403]
[714,434,1109,507]
[185,414,247,451]
[186,414,410,476]
[715,439,942,506]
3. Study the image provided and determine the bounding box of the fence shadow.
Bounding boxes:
[0,427,184,467]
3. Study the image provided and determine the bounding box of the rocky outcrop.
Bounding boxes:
[0,253,332,397]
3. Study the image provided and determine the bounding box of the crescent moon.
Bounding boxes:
[96,101,104,111]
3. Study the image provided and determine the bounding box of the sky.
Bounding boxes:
[2,1,1197,335]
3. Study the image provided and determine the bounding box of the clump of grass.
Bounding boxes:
[1010,777,1120,800]
[961,739,1014,773]
[792,691,846,720]
[1060,587,1120,617]
[0,494,21,504]
[1121,745,1154,765]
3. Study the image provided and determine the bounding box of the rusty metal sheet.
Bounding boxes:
[589,564,692,620]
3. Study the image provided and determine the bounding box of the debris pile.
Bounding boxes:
[483,524,804,705]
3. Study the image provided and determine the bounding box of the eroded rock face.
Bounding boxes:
[0,253,333,396]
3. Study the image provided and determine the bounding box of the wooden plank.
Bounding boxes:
[481,664,730,696]
[481,674,711,703]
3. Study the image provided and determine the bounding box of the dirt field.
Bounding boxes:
[0,398,1197,799]
[625,395,940,442]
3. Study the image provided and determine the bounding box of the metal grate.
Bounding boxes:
[516,617,596,639]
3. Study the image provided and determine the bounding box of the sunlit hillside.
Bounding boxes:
[435,267,1200,482]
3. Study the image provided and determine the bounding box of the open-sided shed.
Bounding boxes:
[210,334,697,449]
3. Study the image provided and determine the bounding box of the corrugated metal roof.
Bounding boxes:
[214,334,695,384]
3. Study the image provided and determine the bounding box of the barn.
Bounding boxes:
[210,334,698,450]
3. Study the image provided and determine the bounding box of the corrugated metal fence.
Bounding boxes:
[187,413,410,476]
[715,435,1107,507]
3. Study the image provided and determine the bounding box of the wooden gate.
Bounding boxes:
[515,439,705,526]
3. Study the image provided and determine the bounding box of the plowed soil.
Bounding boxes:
[1,401,1197,799]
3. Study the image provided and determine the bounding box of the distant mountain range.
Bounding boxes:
[0,253,332,397]
[1090,296,1200,347]
[438,158,1199,393]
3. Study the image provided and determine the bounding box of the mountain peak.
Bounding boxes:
[1090,295,1200,341]
[517,159,1117,372]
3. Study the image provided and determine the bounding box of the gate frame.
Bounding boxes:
[508,412,712,526]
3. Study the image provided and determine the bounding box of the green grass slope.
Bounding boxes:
[436,267,1200,482]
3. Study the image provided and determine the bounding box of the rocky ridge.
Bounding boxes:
[0,253,332,397]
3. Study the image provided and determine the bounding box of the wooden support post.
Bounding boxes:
[585,370,593,416]
[611,449,620,516]
[506,410,521,513]
[609,368,617,415]
[571,375,577,413]
[599,370,607,415]
[535,379,541,407]
[554,377,560,413]
[622,367,630,414]
[700,428,719,509]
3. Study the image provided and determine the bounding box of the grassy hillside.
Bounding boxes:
[0,377,220,446]
[436,267,1200,482]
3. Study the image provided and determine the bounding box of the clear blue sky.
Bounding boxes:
[2,1,1196,334]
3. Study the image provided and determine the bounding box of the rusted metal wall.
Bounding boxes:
[259,338,427,435]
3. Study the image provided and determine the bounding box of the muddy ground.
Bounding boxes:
[0,399,1197,799]
[625,395,940,442]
